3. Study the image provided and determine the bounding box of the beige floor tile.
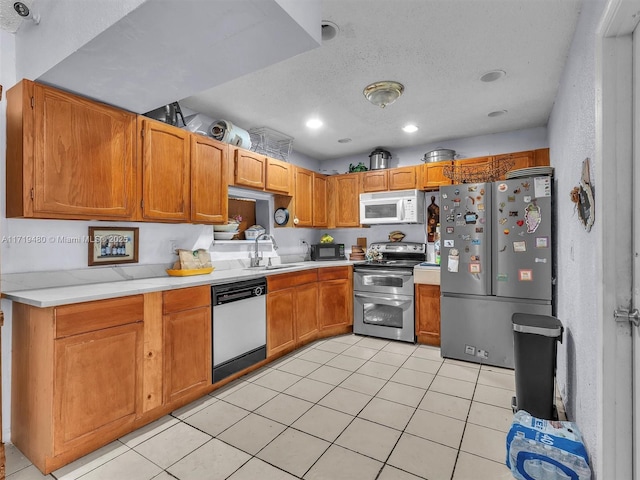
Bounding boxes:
[453,451,513,480]
[255,393,314,425]
[167,438,250,480]
[257,429,330,477]
[438,363,480,383]
[223,382,279,410]
[5,444,33,476]
[297,348,338,364]
[120,415,179,447]
[460,423,508,464]
[370,350,410,367]
[314,340,351,354]
[7,465,54,480]
[480,364,515,376]
[467,401,514,432]
[133,422,211,469]
[477,370,516,391]
[402,357,442,374]
[411,345,443,361]
[405,409,465,448]
[376,381,426,408]
[325,354,368,371]
[53,441,129,480]
[151,471,177,480]
[171,395,219,420]
[276,358,322,376]
[444,358,481,370]
[358,397,415,431]
[355,336,390,349]
[381,341,418,356]
[377,465,424,480]
[332,334,362,345]
[342,345,379,360]
[387,433,457,480]
[356,361,399,380]
[473,384,514,409]
[77,450,162,480]
[390,368,435,389]
[307,365,353,385]
[418,390,471,421]
[210,379,249,398]
[253,369,304,391]
[303,444,383,480]
[292,404,354,442]
[335,418,401,462]
[218,413,287,454]
[340,372,387,396]
[430,375,476,399]
[182,400,249,437]
[319,386,373,415]
[283,377,334,403]
[227,458,298,480]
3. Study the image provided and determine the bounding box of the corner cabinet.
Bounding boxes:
[415,284,441,346]
[7,80,137,220]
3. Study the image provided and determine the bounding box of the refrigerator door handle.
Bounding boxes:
[614,307,640,327]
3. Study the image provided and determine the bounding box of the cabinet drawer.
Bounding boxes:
[267,269,318,292]
[318,266,351,281]
[55,296,144,338]
[163,285,211,314]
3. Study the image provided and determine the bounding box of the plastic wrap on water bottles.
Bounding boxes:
[506,410,592,480]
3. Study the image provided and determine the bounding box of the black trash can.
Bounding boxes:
[512,313,563,420]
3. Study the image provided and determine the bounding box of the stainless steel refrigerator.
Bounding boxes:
[439,176,553,368]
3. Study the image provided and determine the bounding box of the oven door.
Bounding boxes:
[354,268,414,296]
[353,291,415,343]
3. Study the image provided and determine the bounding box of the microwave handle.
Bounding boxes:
[399,199,405,221]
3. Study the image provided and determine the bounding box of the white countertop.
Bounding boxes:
[3,260,356,308]
[414,263,441,285]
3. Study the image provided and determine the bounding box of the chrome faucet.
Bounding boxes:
[251,233,278,267]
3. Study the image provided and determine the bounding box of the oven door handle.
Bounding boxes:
[354,293,410,302]
[355,268,413,276]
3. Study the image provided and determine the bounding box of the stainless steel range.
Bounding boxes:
[353,242,427,343]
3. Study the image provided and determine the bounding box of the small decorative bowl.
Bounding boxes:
[214,232,237,240]
[214,223,240,232]
[244,229,266,240]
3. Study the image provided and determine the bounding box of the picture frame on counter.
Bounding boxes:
[88,226,139,266]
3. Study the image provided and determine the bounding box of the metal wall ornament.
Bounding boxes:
[569,158,595,232]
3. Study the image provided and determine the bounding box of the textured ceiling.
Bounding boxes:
[182,0,582,161]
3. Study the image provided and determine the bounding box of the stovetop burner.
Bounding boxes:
[358,241,427,269]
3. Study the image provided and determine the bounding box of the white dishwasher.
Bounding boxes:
[211,277,267,383]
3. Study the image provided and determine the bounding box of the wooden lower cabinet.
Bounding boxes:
[415,284,441,346]
[317,267,353,335]
[163,286,211,405]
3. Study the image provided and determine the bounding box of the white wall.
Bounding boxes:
[547,0,607,472]
[319,126,548,174]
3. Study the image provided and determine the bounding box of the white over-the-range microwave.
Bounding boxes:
[359,189,425,225]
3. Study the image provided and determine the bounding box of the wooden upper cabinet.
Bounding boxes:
[362,170,388,192]
[329,174,361,228]
[191,136,228,224]
[494,151,534,180]
[421,162,453,189]
[6,80,137,220]
[265,158,292,194]
[313,173,328,227]
[140,118,191,222]
[234,148,266,189]
[294,167,313,227]
[388,166,418,190]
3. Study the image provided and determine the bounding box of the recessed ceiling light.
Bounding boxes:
[321,21,339,42]
[337,138,352,143]
[488,110,508,117]
[480,70,506,82]
[306,118,323,129]
[402,124,418,133]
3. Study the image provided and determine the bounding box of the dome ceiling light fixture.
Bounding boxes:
[363,81,404,108]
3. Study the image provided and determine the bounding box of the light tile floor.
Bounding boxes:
[7,334,561,480]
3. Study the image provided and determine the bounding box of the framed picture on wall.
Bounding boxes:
[88,226,139,266]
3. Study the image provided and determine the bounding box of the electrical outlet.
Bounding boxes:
[169,239,178,254]
[464,345,475,356]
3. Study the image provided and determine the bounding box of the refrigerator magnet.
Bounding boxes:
[478,203,485,211]
[509,211,519,217]
[499,245,507,252]
[513,241,526,252]
[448,255,459,273]
[475,227,484,233]
[536,237,549,248]
[525,203,542,233]
[519,269,533,281]
[468,186,477,192]
[497,273,508,281]
[471,239,481,245]
[446,227,454,234]
[535,258,548,263]
[442,193,448,199]
[498,183,508,192]
[465,212,478,224]
[523,195,532,203]
[444,239,455,248]
[516,220,525,227]
[469,263,481,274]
[503,228,510,235]
[507,195,516,202]
[471,255,480,261]
[480,188,485,195]
[521,181,530,191]
[534,177,552,197]
[513,187,521,194]
[499,218,508,225]
[444,205,449,211]
[453,198,461,206]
